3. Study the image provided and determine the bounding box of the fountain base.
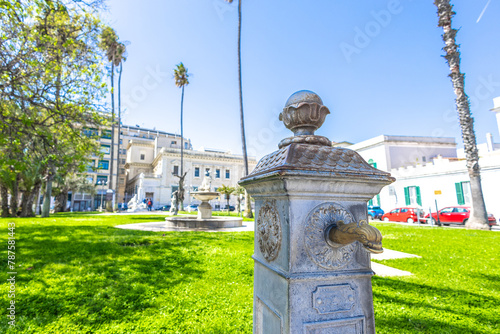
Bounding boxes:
[165,216,243,229]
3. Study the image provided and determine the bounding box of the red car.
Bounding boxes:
[381,207,426,224]
[424,206,497,226]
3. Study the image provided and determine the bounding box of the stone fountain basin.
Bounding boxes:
[191,191,220,201]
[165,216,243,229]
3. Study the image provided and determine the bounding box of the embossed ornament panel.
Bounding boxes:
[257,200,282,262]
[304,202,356,270]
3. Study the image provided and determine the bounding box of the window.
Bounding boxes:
[400,208,408,213]
[194,167,200,177]
[87,160,95,172]
[171,141,177,145]
[100,144,110,154]
[368,194,380,206]
[119,178,125,185]
[225,169,230,179]
[101,129,112,139]
[171,185,178,193]
[390,209,399,214]
[120,149,127,154]
[404,186,421,206]
[368,159,377,169]
[455,181,471,205]
[422,156,427,162]
[215,169,220,179]
[86,176,94,184]
[192,186,198,192]
[98,160,109,170]
[121,159,126,164]
[205,168,210,175]
[140,154,145,160]
[173,165,179,176]
[120,168,125,175]
[184,142,188,149]
[96,175,108,184]
[83,128,98,137]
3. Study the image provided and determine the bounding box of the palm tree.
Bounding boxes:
[173,62,190,209]
[232,185,245,216]
[225,0,252,218]
[99,27,126,210]
[218,184,235,214]
[116,47,126,204]
[434,0,489,230]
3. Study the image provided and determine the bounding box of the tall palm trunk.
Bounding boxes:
[179,85,185,209]
[108,61,115,211]
[117,62,123,203]
[236,0,253,218]
[435,0,489,230]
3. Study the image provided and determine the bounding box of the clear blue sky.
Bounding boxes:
[102,0,500,159]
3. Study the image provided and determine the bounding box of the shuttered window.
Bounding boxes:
[404,186,421,206]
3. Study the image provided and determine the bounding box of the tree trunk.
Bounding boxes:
[117,62,123,204]
[54,191,67,213]
[42,162,55,218]
[9,174,19,217]
[180,85,184,177]
[1,184,10,217]
[109,62,115,206]
[20,181,41,217]
[236,196,241,215]
[236,0,253,218]
[435,0,489,230]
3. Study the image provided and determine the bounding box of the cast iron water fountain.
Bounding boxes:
[239,90,394,333]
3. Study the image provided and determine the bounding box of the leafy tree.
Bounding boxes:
[232,185,245,215]
[218,184,235,213]
[173,62,190,208]
[0,0,107,217]
[225,0,252,218]
[434,0,489,230]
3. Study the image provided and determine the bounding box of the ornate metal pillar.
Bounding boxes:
[239,91,395,334]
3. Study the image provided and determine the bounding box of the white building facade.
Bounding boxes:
[124,135,257,209]
[339,133,500,220]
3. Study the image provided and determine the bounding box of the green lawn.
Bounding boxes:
[0,214,498,333]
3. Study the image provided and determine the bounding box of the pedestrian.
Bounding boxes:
[147,198,153,211]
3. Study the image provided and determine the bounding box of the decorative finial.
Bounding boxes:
[278,90,332,148]
[279,90,330,136]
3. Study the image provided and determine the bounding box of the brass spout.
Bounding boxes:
[328,220,383,254]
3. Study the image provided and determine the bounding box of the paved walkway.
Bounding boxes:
[115,220,421,277]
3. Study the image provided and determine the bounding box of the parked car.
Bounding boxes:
[424,206,497,226]
[157,205,171,211]
[381,207,426,224]
[118,203,128,211]
[367,205,384,220]
[188,204,199,212]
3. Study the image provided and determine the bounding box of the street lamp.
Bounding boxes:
[96,180,107,212]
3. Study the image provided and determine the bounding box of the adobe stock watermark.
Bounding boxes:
[434,74,500,138]
[397,74,500,177]
[247,108,283,158]
[121,65,169,115]
[340,0,413,64]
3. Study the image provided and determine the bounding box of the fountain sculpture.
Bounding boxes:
[165,170,243,228]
